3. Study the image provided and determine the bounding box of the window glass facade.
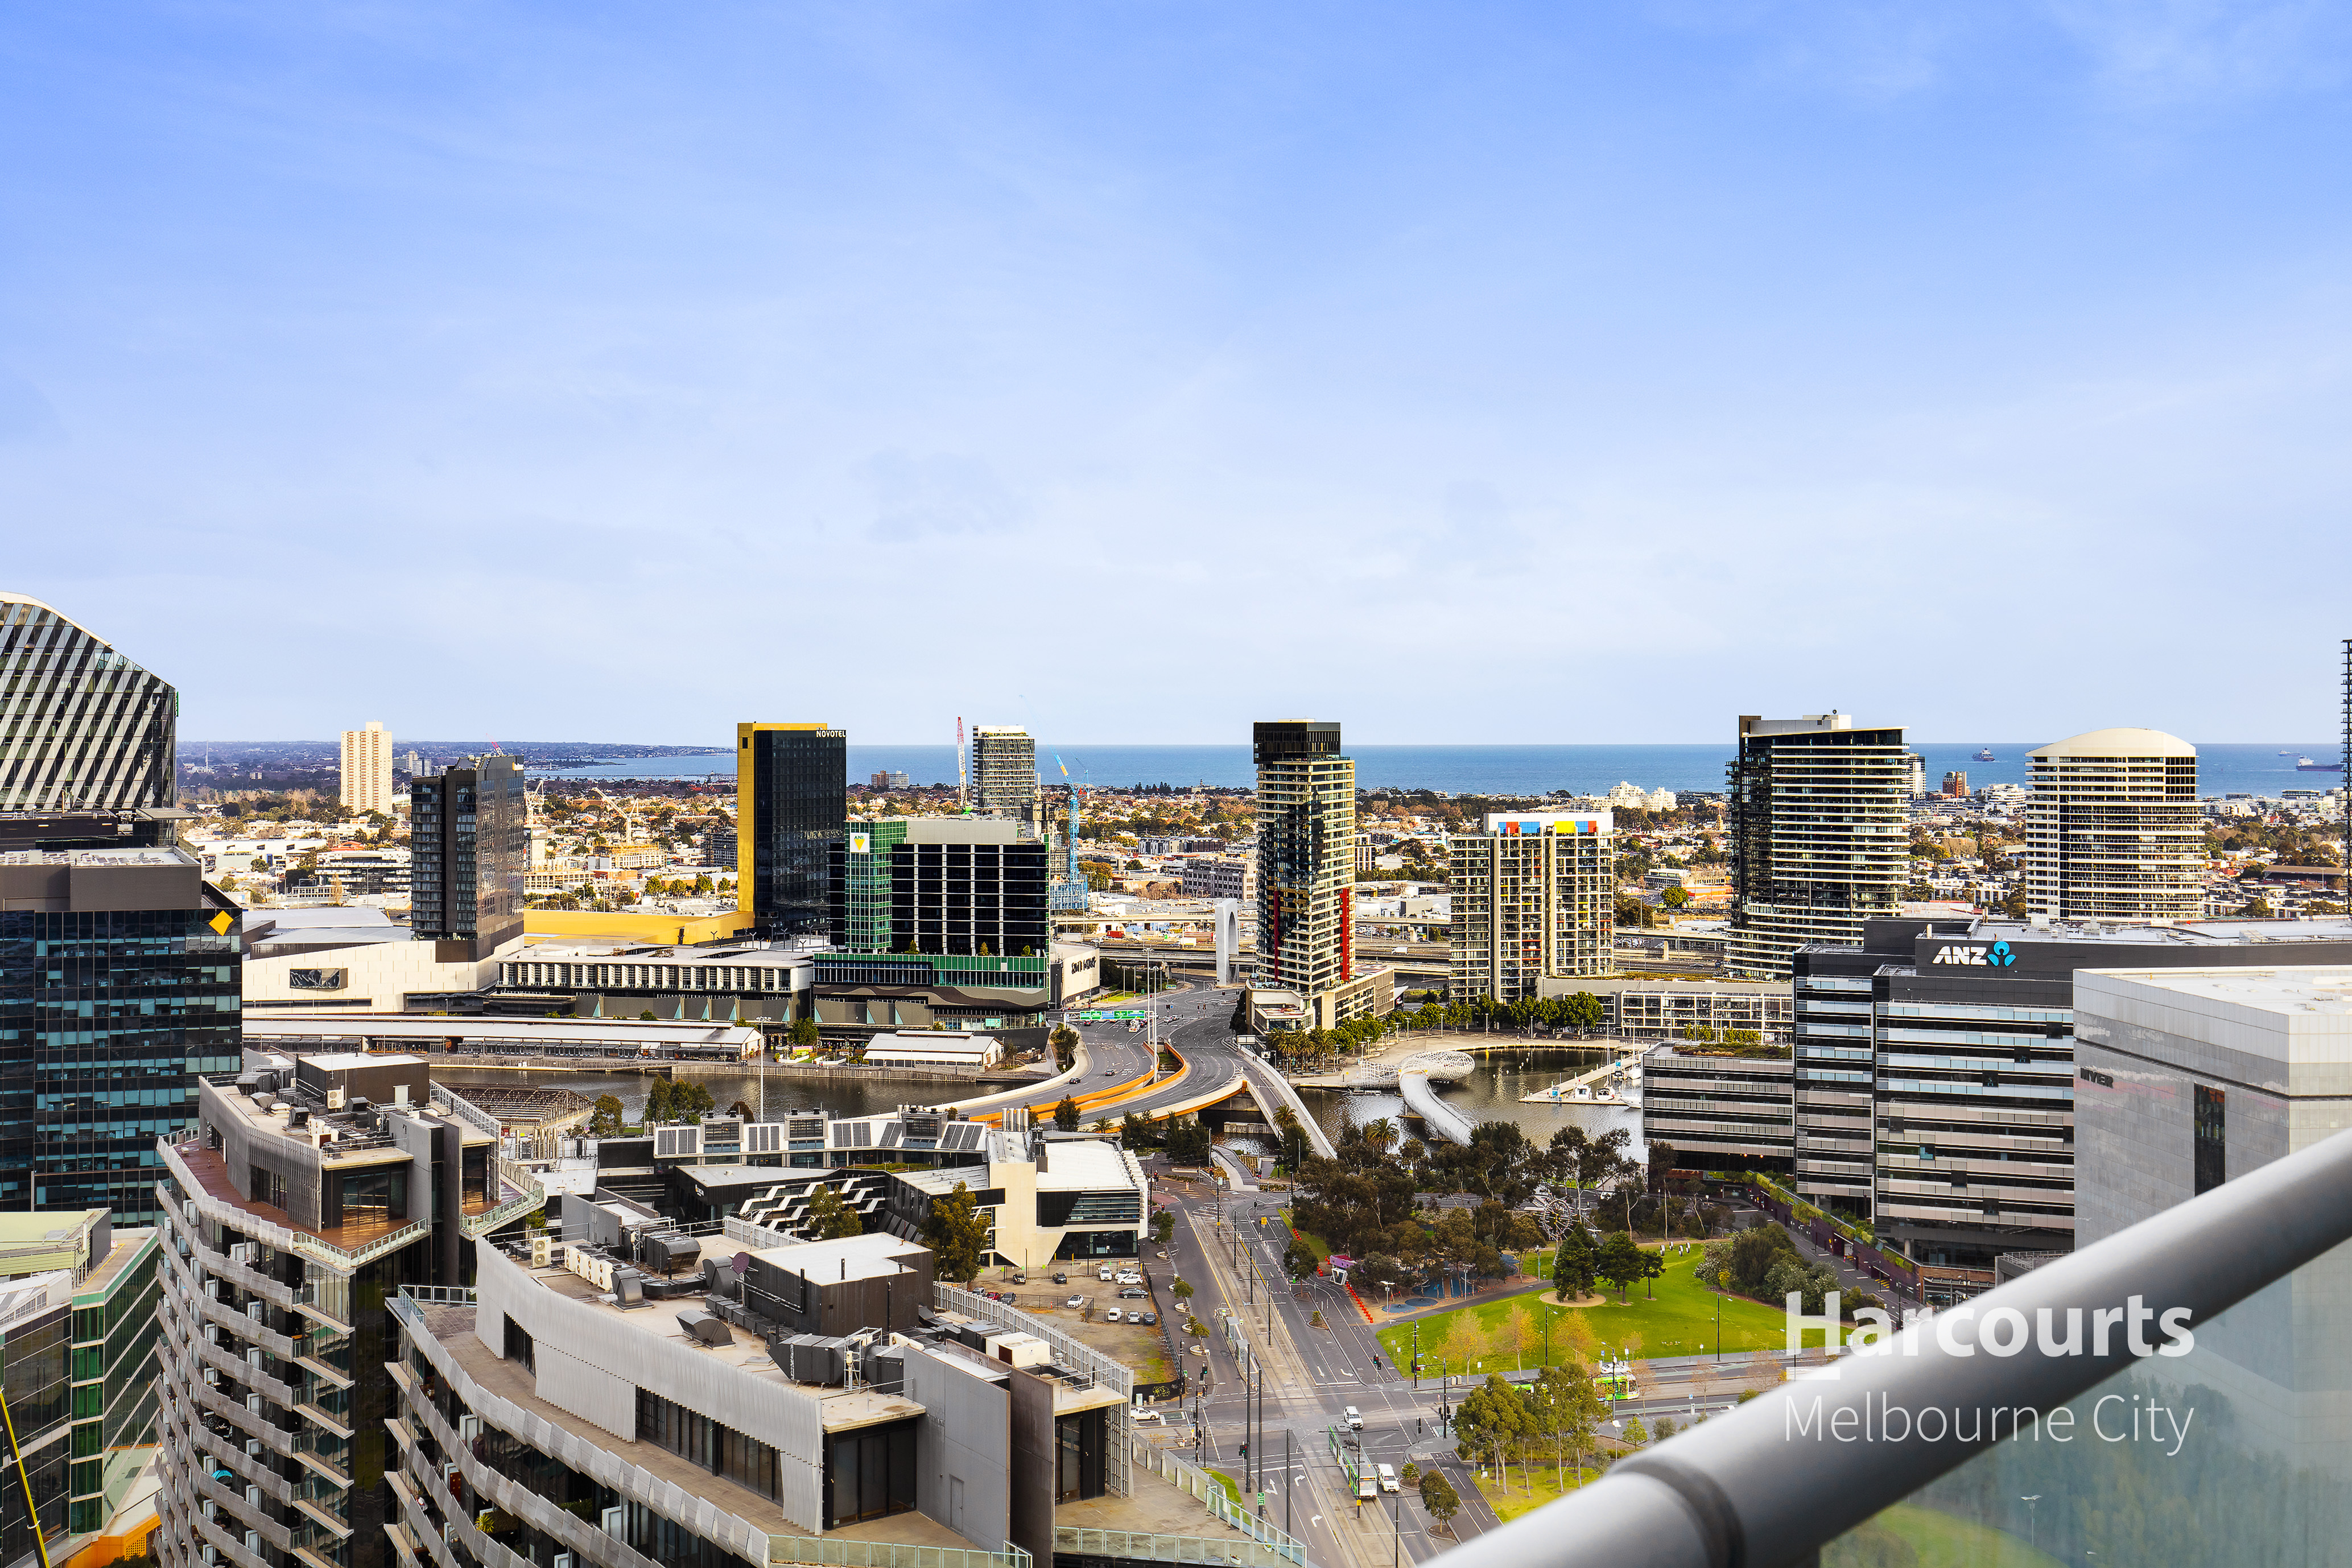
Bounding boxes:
[0,906,239,1222]
[0,597,176,812]
[741,726,847,936]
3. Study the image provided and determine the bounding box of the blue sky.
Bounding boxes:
[5,2,2351,744]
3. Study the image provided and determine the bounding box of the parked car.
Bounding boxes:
[1377,1464,1398,1493]
[1065,1295,1086,1310]
[1104,1309,1123,1323]
[1136,1311,1157,1326]
[1098,1267,1116,1282]
[1133,1409,1163,1425]
[1119,1287,1146,1299]
[1116,1271,1142,1285]
[1012,1272,1028,1285]
[1052,1272,1068,1284]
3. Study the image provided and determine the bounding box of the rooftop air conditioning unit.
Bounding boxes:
[327,1089,346,1111]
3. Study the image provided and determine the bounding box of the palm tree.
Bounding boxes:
[1364,1117,1400,1157]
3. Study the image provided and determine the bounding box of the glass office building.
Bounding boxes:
[0,593,177,812]
[409,754,526,959]
[738,723,847,936]
[0,814,241,1225]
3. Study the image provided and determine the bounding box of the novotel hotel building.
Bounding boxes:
[1791,914,2352,1274]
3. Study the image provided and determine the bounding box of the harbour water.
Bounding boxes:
[1290,1046,1645,1158]
[534,742,2338,799]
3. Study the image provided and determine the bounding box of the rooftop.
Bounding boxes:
[512,1262,925,1426]
[0,845,195,867]
[1961,915,2352,947]
[2029,727,2196,760]
[1033,1139,1144,1193]
[753,1232,932,1285]
[2078,965,2352,1018]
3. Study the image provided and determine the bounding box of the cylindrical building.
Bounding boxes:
[2024,728,2202,922]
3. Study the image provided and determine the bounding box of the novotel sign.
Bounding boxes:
[1929,940,2020,968]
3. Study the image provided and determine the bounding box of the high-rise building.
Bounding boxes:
[1255,720,1384,1029]
[1726,713,1909,979]
[339,719,392,814]
[409,754,526,959]
[155,1051,546,1568]
[0,592,176,811]
[738,723,847,936]
[831,817,1049,960]
[1449,812,1615,1004]
[402,748,420,774]
[2024,728,2201,922]
[971,727,1037,823]
[1790,915,2352,1276]
[1942,770,1969,797]
[1906,754,1926,797]
[0,809,241,1224]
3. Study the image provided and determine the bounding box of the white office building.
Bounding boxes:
[2024,728,2202,923]
[340,720,393,815]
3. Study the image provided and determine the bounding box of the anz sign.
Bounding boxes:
[1930,939,2019,968]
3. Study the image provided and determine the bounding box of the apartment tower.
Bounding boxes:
[971,726,1038,825]
[1253,720,1366,1028]
[1449,812,1615,1004]
[1726,712,1911,979]
[339,720,393,814]
[738,723,848,937]
[0,592,176,810]
[2024,728,2201,922]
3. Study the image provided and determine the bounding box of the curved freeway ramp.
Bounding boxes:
[1399,1064,1478,1146]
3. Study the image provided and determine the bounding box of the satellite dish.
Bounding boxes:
[733,1252,753,1274]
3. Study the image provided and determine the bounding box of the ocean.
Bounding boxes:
[531,742,2343,799]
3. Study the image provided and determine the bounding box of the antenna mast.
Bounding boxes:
[957,717,967,813]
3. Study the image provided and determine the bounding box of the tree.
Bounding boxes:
[1152,1208,1175,1243]
[1417,1469,1460,1533]
[645,1079,714,1124]
[1552,1223,1598,1301]
[920,1181,990,1284]
[1165,1118,1211,1165]
[1053,1096,1081,1132]
[1284,1238,1320,1280]
[1635,1246,1665,1300]
[588,1095,624,1137]
[1049,1026,1079,1071]
[1660,886,1689,910]
[1596,1231,1645,1303]
[1171,1278,1194,1307]
[1120,1112,1156,1150]
[789,1017,820,1051]
[806,1185,863,1240]
[1622,1416,1649,1446]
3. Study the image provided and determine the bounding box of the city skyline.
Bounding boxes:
[6,8,2352,741]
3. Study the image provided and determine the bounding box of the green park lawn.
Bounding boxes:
[1476,1459,1604,1524]
[1375,1253,1833,1371]
[1825,1504,2064,1568]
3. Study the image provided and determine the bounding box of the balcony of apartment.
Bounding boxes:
[160,1137,430,1272]
[1431,1105,2352,1565]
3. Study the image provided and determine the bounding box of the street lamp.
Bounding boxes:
[2020,1495,2041,1553]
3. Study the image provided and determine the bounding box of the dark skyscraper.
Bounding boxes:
[408,753,525,959]
[737,723,847,936]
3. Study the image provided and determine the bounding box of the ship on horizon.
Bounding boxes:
[1973,748,1996,762]
[2296,756,2343,773]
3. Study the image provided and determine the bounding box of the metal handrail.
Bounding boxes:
[1460,1121,2352,1568]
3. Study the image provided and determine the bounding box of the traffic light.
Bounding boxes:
[1239,1443,1248,1460]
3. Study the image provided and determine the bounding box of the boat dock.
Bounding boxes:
[1520,1046,1645,1105]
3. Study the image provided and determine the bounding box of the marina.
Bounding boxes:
[1518,1046,1645,1105]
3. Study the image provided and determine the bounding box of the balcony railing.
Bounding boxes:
[1455,1119,2352,1566]
[159,1138,431,1272]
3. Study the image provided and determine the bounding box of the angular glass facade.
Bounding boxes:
[0,594,176,812]
[739,724,847,936]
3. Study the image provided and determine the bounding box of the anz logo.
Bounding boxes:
[1930,939,2019,968]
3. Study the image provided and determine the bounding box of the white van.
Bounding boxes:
[1376,1464,1398,1493]
[1344,1406,1362,1430]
